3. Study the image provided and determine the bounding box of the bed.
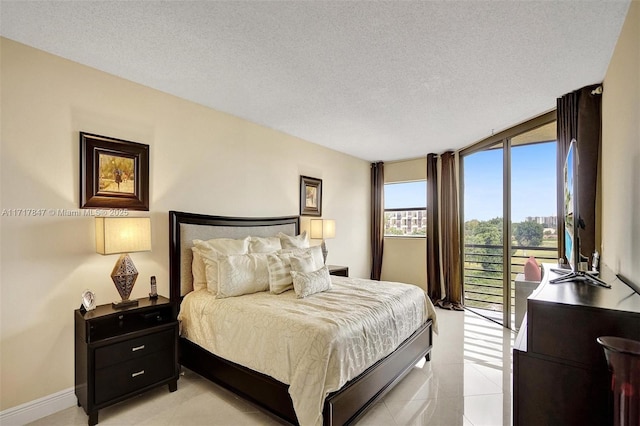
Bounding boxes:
[169,211,436,425]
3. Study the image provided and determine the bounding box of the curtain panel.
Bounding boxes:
[426,152,463,310]
[426,154,442,301]
[370,162,384,280]
[556,84,602,268]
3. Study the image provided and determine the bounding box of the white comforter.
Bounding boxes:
[178,276,437,426]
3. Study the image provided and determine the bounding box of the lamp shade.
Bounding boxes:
[96,217,151,255]
[310,219,336,240]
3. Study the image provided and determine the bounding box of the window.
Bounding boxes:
[384,181,426,237]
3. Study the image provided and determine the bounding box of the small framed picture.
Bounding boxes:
[300,176,322,217]
[80,132,149,210]
[81,289,96,312]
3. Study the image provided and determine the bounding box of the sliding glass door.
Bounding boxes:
[462,142,506,324]
[461,114,558,328]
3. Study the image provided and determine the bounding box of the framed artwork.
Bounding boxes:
[300,175,322,216]
[80,132,149,210]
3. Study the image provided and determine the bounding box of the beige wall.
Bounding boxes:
[601,1,639,282]
[381,237,427,289]
[0,38,371,410]
[381,158,427,290]
[384,158,427,184]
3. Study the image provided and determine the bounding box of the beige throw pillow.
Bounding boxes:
[211,253,269,298]
[291,265,332,298]
[248,236,282,254]
[266,252,294,294]
[192,237,250,294]
[278,231,309,249]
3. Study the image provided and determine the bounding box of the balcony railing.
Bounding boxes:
[463,243,558,311]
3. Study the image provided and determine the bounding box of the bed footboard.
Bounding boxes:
[179,318,433,426]
[323,319,433,426]
[180,338,297,424]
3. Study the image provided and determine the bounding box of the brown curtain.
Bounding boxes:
[370,162,384,280]
[426,152,463,310]
[557,84,602,268]
[426,154,441,301]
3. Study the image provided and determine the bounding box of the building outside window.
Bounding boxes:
[384,181,426,237]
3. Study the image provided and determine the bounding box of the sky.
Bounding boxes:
[385,181,426,209]
[385,141,557,223]
[464,142,557,222]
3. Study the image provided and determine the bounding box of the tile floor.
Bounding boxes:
[29,308,515,426]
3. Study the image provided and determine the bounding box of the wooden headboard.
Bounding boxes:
[168,211,299,302]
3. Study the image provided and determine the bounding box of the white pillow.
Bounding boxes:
[289,253,318,273]
[278,231,309,249]
[266,252,294,294]
[291,266,332,298]
[191,248,208,291]
[192,237,250,294]
[194,236,250,255]
[279,245,324,269]
[212,253,269,299]
[248,236,282,253]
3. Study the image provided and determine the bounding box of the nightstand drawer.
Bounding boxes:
[327,265,349,277]
[94,349,174,405]
[95,328,174,369]
[85,306,175,343]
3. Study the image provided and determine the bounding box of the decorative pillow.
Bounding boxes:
[266,252,294,294]
[248,236,282,253]
[524,256,541,281]
[279,245,324,268]
[278,231,309,249]
[192,237,250,294]
[211,253,269,299]
[190,248,208,291]
[291,266,332,298]
[194,236,250,255]
[290,253,319,273]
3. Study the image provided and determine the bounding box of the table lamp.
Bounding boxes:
[95,217,151,308]
[310,219,335,263]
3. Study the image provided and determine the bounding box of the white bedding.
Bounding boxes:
[178,276,437,426]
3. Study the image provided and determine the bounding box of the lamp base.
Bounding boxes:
[112,299,139,309]
[111,253,139,308]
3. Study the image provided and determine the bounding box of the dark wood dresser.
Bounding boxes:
[75,296,178,425]
[513,264,640,425]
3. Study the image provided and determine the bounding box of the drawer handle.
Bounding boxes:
[131,345,145,352]
[131,370,145,378]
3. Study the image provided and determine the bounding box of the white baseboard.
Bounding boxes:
[0,387,76,426]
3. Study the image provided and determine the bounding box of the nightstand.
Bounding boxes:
[327,265,349,277]
[75,296,178,425]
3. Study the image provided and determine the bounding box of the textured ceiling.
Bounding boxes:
[0,1,630,162]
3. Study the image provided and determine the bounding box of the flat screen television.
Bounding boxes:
[564,139,579,271]
[551,139,610,287]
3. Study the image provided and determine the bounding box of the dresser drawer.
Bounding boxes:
[95,328,174,369]
[94,349,174,405]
